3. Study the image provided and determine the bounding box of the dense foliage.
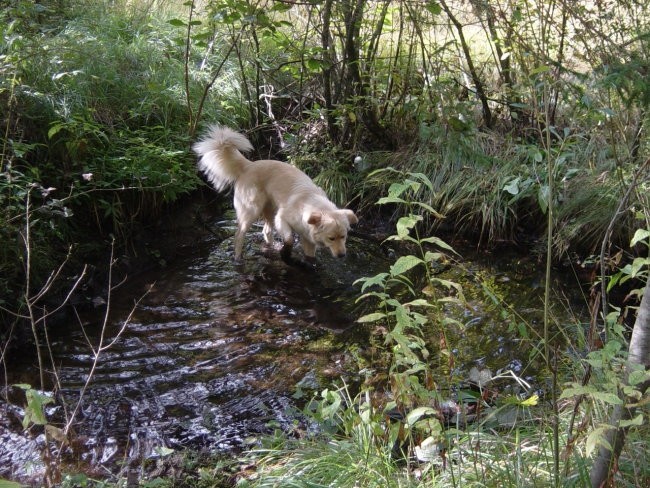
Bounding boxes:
[1,0,648,486]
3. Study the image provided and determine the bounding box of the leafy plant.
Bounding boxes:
[15,383,54,430]
[243,168,572,488]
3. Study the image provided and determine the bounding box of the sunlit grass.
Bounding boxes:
[241,395,650,488]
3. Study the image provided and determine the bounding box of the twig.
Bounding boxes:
[599,158,650,331]
[63,239,154,435]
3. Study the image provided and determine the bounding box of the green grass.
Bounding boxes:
[237,386,649,488]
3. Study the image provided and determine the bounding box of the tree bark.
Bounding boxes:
[320,0,337,141]
[590,277,650,487]
[439,0,493,128]
[342,0,389,145]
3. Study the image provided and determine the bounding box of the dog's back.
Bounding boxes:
[192,126,254,192]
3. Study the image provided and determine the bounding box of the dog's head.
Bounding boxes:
[308,210,358,258]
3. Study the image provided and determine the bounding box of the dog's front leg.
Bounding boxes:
[281,244,315,271]
[301,240,316,261]
[301,244,317,270]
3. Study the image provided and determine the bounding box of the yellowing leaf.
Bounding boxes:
[521,394,539,406]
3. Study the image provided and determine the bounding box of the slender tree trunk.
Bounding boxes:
[341,0,390,146]
[320,0,338,141]
[590,277,650,487]
[479,1,520,124]
[549,0,568,126]
[439,0,493,128]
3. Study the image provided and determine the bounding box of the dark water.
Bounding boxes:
[0,211,587,483]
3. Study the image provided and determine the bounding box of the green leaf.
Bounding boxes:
[306,58,323,71]
[168,18,187,27]
[384,234,418,245]
[628,368,650,387]
[630,228,650,247]
[396,215,422,238]
[419,236,458,254]
[607,271,623,292]
[271,1,293,12]
[430,277,463,294]
[560,385,596,399]
[357,312,386,323]
[354,272,388,292]
[630,257,650,277]
[586,426,613,456]
[592,391,623,405]
[376,196,406,205]
[154,446,175,457]
[390,255,424,276]
[424,251,443,263]
[406,406,438,427]
[602,339,623,357]
[387,182,409,198]
[503,177,520,195]
[619,413,644,428]
[412,201,445,219]
[425,2,442,16]
[537,184,549,214]
[408,172,434,191]
[17,386,54,428]
[403,298,432,308]
[0,480,22,488]
[530,65,551,76]
[47,123,65,139]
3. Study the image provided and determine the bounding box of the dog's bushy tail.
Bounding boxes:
[192,125,254,192]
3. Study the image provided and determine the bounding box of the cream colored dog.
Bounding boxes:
[193,125,358,263]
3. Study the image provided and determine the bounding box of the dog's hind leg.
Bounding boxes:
[262,222,274,245]
[261,206,275,245]
[233,195,261,260]
[234,221,252,260]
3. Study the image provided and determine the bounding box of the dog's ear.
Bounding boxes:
[341,209,358,225]
[307,212,323,226]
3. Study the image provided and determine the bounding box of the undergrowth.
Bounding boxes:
[238,170,650,488]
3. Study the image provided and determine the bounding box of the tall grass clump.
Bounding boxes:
[243,385,416,488]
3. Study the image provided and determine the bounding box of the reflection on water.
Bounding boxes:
[0,223,390,482]
[0,216,587,483]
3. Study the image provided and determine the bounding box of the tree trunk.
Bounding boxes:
[439,0,493,129]
[590,277,650,487]
[337,0,391,147]
[479,1,520,124]
[320,0,337,141]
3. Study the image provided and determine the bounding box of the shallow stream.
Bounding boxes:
[0,205,588,483]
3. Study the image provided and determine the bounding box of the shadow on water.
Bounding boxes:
[0,212,588,482]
